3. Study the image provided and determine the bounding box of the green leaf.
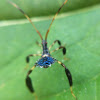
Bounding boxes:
[0,0,100,20]
[0,4,100,100]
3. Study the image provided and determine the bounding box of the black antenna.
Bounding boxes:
[8,0,43,41]
[45,0,68,41]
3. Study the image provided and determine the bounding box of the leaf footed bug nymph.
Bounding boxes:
[8,0,77,100]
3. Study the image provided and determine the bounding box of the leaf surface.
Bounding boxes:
[0,5,100,100]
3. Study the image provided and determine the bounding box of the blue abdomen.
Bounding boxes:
[37,56,55,68]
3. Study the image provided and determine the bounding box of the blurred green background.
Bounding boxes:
[0,0,100,100]
[0,0,100,20]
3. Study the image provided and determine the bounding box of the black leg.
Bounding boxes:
[26,54,41,63]
[25,54,41,70]
[50,46,66,55]
[26,70,34,93]
[49,40,61,50]
[26,65,38,100]
[56,60,77,100]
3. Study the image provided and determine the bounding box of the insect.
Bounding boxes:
[8,0,77,100]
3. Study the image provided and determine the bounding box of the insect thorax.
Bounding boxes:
[42,40,49,54]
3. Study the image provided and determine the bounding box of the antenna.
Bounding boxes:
[45,0,68,41]
[8,0,43,40]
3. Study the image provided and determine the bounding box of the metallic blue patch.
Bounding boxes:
[37,56,55,68]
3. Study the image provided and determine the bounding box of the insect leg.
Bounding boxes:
[26,65,38,100]
[56,60,77,100]
[25,54,41,69]
[50,46,66,55]
[49,40,61,50]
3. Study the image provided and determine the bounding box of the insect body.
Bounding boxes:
[37,40,55,68]
[8,0,77,100]
[37,55,55,68]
